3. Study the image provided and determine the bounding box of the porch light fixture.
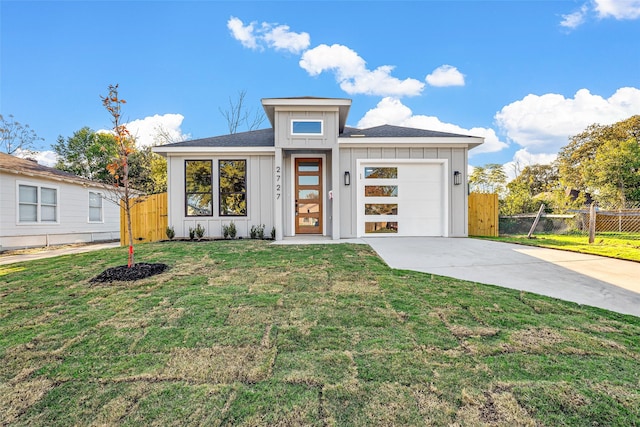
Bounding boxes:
[453,170,462,186]
[344,171,351,186]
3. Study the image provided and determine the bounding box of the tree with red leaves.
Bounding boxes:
[101,84,137,267]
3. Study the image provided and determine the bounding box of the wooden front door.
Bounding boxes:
[295,158,323,234]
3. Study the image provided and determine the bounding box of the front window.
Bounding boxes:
[291,120,323,135]
[219,160,246,216]
[89,191,103,222]
[18,184,58,223]
[185,160,213,216]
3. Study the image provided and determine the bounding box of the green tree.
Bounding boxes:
[469,163,507,195]
[127,146,167,194]
[501,180,537,215]
[583,138,640,205]
[515,164,559,195]
[53,127,118,182]
[557,115,640,193]
[0,114,43,155]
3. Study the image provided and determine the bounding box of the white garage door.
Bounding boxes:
[357,160,447,237]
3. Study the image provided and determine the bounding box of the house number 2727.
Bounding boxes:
[275,166,281,199]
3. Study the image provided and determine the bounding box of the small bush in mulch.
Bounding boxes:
[90,263,168,283]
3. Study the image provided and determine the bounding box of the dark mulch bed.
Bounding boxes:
[90,263,168,283]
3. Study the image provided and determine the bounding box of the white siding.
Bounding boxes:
[0,172,120,250]
[166,155,275,239]
[339,146,469,238]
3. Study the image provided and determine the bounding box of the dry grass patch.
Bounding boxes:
[412,386,457,424]
[0,377,54,423]
[91,381,148,425]
[330,279,381,295]
[159,346,277,383]
[505,327,567,353]
[453,385,537,426]
[226,305,279,326]
[448,325,501,339]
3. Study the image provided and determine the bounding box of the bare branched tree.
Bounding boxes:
[0,114,44,155]
[219,90,265,134]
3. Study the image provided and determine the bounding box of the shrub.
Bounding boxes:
[271,226,276,240]
[195,224,205,240]
[165,226,175,240]
[188,226,196,240]
[250,224,265,239]
[222,222,237,239]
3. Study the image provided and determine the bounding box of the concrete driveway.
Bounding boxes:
[0,242,121,265]
[364,237,640,318]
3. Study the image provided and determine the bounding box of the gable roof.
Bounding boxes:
[261,97,351,133]
[0,152,97,186]
[159,128,275,148]
[156,123,479,152]
[340,124,476,139]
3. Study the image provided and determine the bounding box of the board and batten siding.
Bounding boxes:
[274,110,340,149]
[0,172,120,250]
[338,146,469,238]
[166,154,275,239]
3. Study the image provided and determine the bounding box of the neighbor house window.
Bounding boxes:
[185,160,213,216]
[291,120,323,135]
[89,191,103,222]
[219,160,246,216]
[18,184,58,223]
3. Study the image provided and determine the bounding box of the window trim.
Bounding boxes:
[88,191,104,223]
[16,181,60,225]
[291,119,323,136]
[218,159,247,217]
[184,159,214,217]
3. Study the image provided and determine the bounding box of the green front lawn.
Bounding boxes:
[1,241,639,425]
[479,233,640,262]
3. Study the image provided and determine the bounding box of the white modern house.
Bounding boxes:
[0,152,120,250]
[153,96,484,241]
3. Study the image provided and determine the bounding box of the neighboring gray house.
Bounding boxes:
[0,152,120,250]
[153,97,484,241]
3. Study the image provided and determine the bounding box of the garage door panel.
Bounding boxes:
[360,161,446,237]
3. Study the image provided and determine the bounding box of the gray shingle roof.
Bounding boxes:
[159,123,475,149]
[340,124,474,138]
[0,152,95,185]
[162,128,275,148]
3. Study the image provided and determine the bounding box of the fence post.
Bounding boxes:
[527,203,545,239]
[588,202,597,244]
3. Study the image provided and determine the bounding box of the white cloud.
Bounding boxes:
[356,97,508,155]
[299,44,424,97]
[227,17,258,49]
[227,17,310,54]
[503,149,558,180]
[263,24,311,53]
[125,114,189,148]
[560,5,589,28]
[98,113,189,148]
[495,87,640,154]
[561,0,640,28]
[425,65,465,87]
[594,0,640,19]
[14,148,58,167]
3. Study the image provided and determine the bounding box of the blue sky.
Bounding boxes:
[2,0,639,174]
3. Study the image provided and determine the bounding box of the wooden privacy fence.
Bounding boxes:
[468,193,499,237]
[120,193,168,246]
